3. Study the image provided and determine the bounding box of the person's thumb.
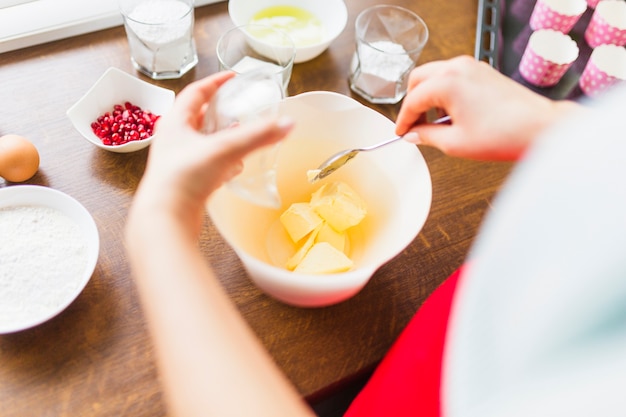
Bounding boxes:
[407,124,460,156]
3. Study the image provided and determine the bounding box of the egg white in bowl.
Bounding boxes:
[228,0,348,63]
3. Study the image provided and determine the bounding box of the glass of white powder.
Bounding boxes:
[216,24,296,96]
[119,0,198,80]
[349,5,429,104]
[204,69,285,209]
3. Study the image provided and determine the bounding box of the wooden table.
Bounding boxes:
[0,1,513,415]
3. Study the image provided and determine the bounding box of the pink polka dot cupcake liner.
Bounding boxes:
[530,0,587,33]
[519,29,579,87]
[585,1,626,48]
[579,44,626,96]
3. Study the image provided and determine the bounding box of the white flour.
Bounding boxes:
[0,205,88,329]
[127,0,192,44]
[351,40,416,101]
[359,40,415,81]
[125,0,195,73]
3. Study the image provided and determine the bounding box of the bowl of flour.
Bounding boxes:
[0,185,99,334]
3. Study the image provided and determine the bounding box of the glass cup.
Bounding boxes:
[205,69,285,209]
[349,5,429,104]
[216,24,296,96]
[119,0,198,80]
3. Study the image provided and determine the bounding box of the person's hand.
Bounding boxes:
[396,55,582,161]
[129,71,293,238]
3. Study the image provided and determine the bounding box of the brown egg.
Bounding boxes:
[0,134,40,182]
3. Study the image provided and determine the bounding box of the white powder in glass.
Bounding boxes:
[0,205,88,329]
[230,56,288,93]
[125,0,195,73]
[351,40,416,101]
[128,0,191,44]
[231,56,283,74]
[359,40,415,82]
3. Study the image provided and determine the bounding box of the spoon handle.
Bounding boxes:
[431,115,452,125]
[360,135,403,151]
[360,115,451,151]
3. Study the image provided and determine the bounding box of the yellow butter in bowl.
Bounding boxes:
[280,181,366,273]
[310,181,367,232]
[285,223,321,270]
[294,242,353,274]
[279,202,323,243]
[316,222,346,252]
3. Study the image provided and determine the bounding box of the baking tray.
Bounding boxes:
[475,0,594,100]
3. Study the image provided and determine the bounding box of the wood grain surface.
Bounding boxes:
[0,1,513,415]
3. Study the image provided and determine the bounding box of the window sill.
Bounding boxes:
[0,0,224,54]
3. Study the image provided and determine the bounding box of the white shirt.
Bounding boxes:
[443,85,626,416]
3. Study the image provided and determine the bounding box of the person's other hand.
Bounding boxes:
[396,56,581,161]
[131,71,293,238]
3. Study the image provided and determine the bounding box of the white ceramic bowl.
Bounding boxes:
[66,67,175,153]
[228,0,348,63]
[0,185,100,333]
[207,91,432,307]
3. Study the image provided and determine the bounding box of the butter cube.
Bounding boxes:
[315,222,346,253]
[286,224,321,270]
[306,169,321,183]
[280,202,323,243]
[293,242,354,274]
[310,182,367,232]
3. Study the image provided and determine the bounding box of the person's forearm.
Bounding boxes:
[125,208,314,417]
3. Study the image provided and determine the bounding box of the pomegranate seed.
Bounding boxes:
[90,101,159,146]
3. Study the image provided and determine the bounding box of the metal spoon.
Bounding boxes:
[308,115,451,183]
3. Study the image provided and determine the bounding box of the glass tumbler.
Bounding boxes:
[349,5,429,104]
[119,0,198,80]
[216,24,296,96]
[205,69,285,209]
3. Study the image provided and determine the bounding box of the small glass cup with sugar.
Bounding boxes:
[349,5,429,104]
[119,0,198,80]
[204,69,286,209]
[216,24,296,96]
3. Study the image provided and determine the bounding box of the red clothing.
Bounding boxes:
[344,267,463,417]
